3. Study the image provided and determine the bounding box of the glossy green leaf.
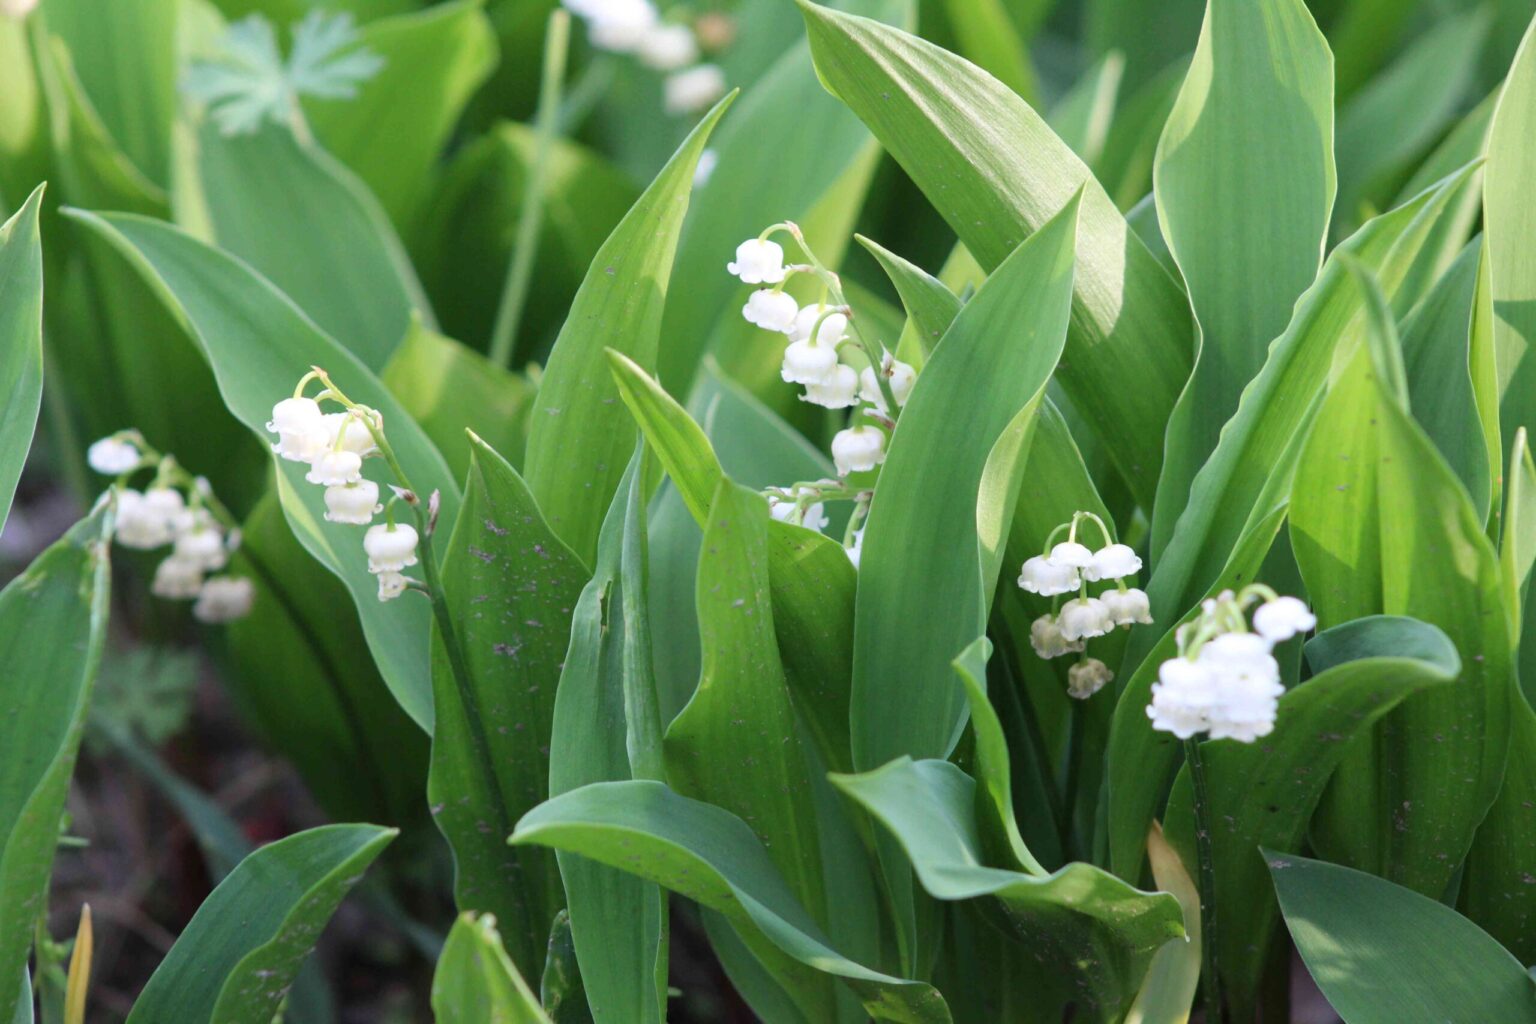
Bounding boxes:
[428,436,589,979]
[1161,634,1458,1020]
[1149,0,1335,556]
[511,781,952,1023]
[854,234,960,364]
[547,457,667,1024]
[1047,53,1123,168]
[177,120,433,369]
[0,187,44,536]
[1502,428,1536,631]
[413,123,638,356]
[938,0,1035,104]
[800,0,1193,507]
[852,191,1078,768]
[0,508,111,1023]
[1291,260,1512,898]
[1462,692,1536,965]
[1123,823,1201,1024]
[0,21,46,213]
[1085,0,1202,89]
[125,824,394,1024]
[65,209,460,730]
[381,318,535,480]
[523,96,729,567]
[304,0,497,232]
[1485,16,1536,472]
[1270,853,1536,1023]
[432,913,554,1024]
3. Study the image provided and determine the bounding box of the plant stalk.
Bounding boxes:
[1184,736,1224,1024]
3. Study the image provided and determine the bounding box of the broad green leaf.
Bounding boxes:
[413,123,637,356]
[1326,0,1422,99]
[0,188,44,535]
[1130,166,1479,672]
[226,491,429,827]
[1085,0,1202,89]
[381,318,535,480]
[1270,853,1536,1023]
[853,191,1078,769]
[1485,15,1536,471]
[801,0,1193,506]
[1047,52,1124,167]
[523,96,729,567]
[1150,0,1335,557]
[1395,88,1498,205]
[1291,261,1513,899]
[1123,824,1201,1024]
[1502,428,1536,629]
[1096,61,1186,211]
[125,824,395,1023]
[0,21,46,215]
[42,0,177,187]
[428,436,589,979]
[833,746,1182,1023]
[548,457,668,1024]
[304,0,497,232]
[511,781,952,1023]
[938,0,1036,104]
[65,210,460,729]
[432,914,553,1024]
[854,234,960,364]
[607,351,859,773]
[1332,9,1488,232]
[1161,634,1459,1020]
[0,508,111,1023]
[176,120,433,369]
[1462,693,1536,965]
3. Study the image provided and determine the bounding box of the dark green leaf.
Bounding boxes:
[432,913,553,1024]
[0,187,44,535]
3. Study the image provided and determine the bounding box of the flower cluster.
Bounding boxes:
[268,369,420,602]
[563,0,727,115]
[1147,589,1315,743]
[87,433,254,623]
[1018,511,1151,700]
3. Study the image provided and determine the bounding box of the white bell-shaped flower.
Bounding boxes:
[1084,542,1141,582]
[1198,632,1283,743]
[365,522,419,573]
[377,570,410,601]
[1017,555,1080,597]
[1049,541,1094,569]
[1057,596,1113,641]
[324,411,380,458]
[115,490,166,549]
[267,397,329,463]
[1067,658,1114,700]
[1101,587,1153,626]
[88,437,141,475]
[781,339,839,385]
[727,238,786,285]
[1252,596,1316,644]
[664,64,726,116]
[306,450,364,487]
[324,480,382,525]
[768,488,829,532]
[173,527,228,573]
[585,0,657,52]
[859,360,917,411]
[637,22,698,70]
[1029,614,1083,659]
[801,364,860,408]
[193,576,255,623]
[1147,656,1217,739]
[789,306,848,346]
[846,527,865,569]
[831,426,886,476]
[152,554,205,599]
[743,289,799,333]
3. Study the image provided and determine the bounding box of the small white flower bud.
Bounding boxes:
[152,555,205,599]
[1068,658,1114,700]
[637,22,698,70]
[193,576,255,622]
[831,426,885,476]
[88,437,142,475]
[306,450,364,487]
[324,411,380,457]
[364,522,419,573]
[1017,555,1080,597]
[1252,596,1316,644]
[267,397,328,463]
[743,289,799,333]
[1147,657,1216,739]
[377,570,410,601]
[767,488,828,532]
[727,237,787,285]
[173,527,228,573]
[584,0,657,52]
[1101,587,1153,627]
[324,480,382,525]
[1057,596,1113,641]
[801,364,860,408]
[1049,541,1094,569]
[664,63,726,115]
[1029,614,1083,659]
[859,360,917,411]
[1084,542,1141,582]
[789,306,848,346]
[781,339,839,385]
[846,527,865,569]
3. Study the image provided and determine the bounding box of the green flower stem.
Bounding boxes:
[488,9,571,369]
[1184,735,1225,1024]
